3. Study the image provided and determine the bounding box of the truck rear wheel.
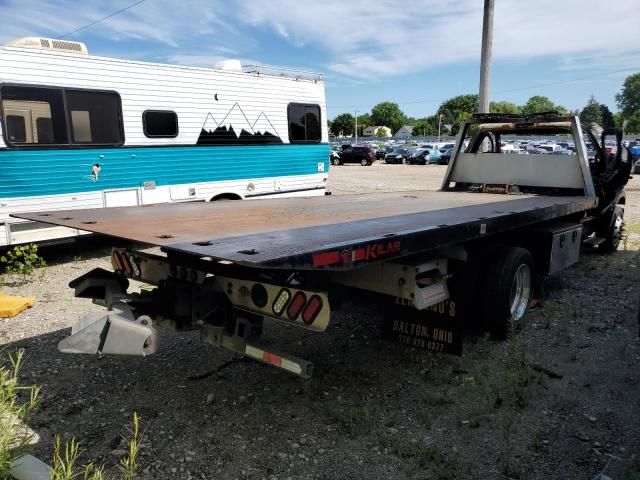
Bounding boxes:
[482,246,533,339]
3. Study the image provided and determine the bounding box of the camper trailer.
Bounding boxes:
[0,37,329,245]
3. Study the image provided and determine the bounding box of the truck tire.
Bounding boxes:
[360,158,368,166]
[332,157,342,166]
[482,246,533,339]
[598,205,624,253]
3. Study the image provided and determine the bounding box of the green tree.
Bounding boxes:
[330,113,355,137]
[437,94,478,135]
[490,101,521,114]
[370,102,406,133]
[624,111,640,134]
[521,95,566,114]
[375,128,388,137]
[579,95,603,127]
[613,112,624,130]
[355,112,372,136]
[599,103,615,129]
[615,72,640,117]
[412,116,439,136]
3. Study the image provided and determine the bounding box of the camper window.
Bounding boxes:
[143,110,178,138]
[66,90,123,145]
[36,117,54,143]
[6,115,27,143]
[0,85,68,145]
[288,103,321,143]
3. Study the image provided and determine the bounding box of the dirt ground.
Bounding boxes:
[1,163,639,480]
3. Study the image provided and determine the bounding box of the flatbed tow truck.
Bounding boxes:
[15,113,631,378]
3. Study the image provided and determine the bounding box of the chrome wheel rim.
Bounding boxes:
[611,214,623,248]
[509,264,531,321]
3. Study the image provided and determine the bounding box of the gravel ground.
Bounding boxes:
[1,163,639,480]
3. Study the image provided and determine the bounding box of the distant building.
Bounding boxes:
[363,125,392,137]
[393,125,415,139]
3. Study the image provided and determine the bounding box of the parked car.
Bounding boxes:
[604,143,617,159]
[375,148,387,160]
[385,148,410,164]
[528,147,548,155]
[336,145,374,166]
[439,143,455,153]
[537,144,563,153]
[439,148,453,164]
[633,158,640,174]
[330,150,341,165]
[406,148,428,165]
[426,148,442,164]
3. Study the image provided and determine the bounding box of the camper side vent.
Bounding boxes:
[51,40,84,52]
[7,37,89,55]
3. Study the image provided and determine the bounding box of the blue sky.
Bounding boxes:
[1,0,638,120]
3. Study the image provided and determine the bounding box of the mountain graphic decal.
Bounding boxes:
[197,103,283,145]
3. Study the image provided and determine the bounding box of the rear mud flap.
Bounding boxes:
[383,302,463,355]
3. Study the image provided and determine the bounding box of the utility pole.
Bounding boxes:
[478,0,494,113]
[355,109,358,144]
[437,113,443,143]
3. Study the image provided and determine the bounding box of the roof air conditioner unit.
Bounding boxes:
[7,37,89,55]
[213,59,242,72]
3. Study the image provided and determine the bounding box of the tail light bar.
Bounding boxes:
[216,276,330,332]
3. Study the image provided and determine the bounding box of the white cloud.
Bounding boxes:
[235,0,640,78]
[0,0,638,81]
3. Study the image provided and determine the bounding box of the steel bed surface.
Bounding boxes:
[14,191,594,270]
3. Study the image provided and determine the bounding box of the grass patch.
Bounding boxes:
[378,435,464,479]
[0,350,40,478]
[622,222,640,251]
[326,397,380,439]
[0,349,143,479]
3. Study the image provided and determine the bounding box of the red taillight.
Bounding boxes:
[368,152,373,159]
[120,252,133,276]
[287,291,307,320]
[112,251,124,272]
[301,295,323,325]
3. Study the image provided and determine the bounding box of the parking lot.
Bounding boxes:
[1,162,639,480]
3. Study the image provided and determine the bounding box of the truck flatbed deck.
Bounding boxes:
[11,114,630,376]
[15,190,594,270]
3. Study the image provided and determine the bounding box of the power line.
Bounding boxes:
[60,0,149,39]
[331,65,640,110]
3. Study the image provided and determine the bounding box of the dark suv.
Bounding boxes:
[334,145,374,166]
